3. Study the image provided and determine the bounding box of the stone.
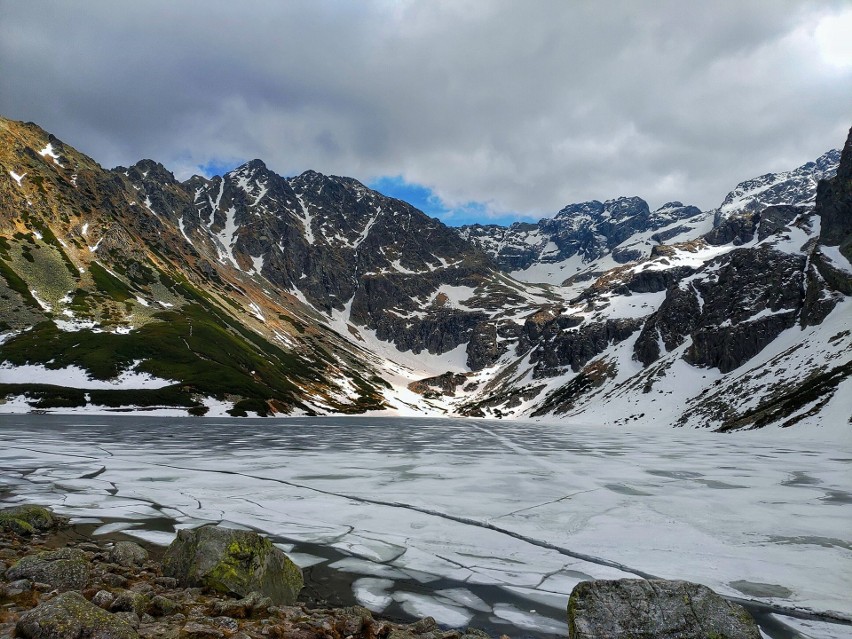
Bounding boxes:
[92,589,115,609]
[182,622,225,639]
[16,590,138,639]
[162,525,303,605]
[0,505,65,536]
[114,610,142,629]
[211,590,272,618]
[148,594,181,617]
[111,589,151,617]
[138,622,180,639]
[6,547,89,590]
[567,579,761,639]
[109,541,149,567]
[154,576,178,588]
[103,572,129,587]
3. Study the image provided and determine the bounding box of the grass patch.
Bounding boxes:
[0,257,40,309]
[89,262,134,301]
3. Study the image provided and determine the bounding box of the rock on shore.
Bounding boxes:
[0,506,499,639]
[567,578,761,639]
[162,525,303,605]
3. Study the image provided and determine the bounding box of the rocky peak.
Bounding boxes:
[715,148,840,223]
[123,159,177,185]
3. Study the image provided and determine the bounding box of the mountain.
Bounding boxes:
[459,151,841,289]
[0,115,849,430]
[459,198,706,287]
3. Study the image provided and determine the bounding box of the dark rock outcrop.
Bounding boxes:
[567,579,760,639]
[531,317,641,377]
[162,525,303,605]
[635,247,810,372]
[408,372,469,397]
[814,125,852,294]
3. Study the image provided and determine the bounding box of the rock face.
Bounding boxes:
[567,579,761,639]
[814,126,852,293]
[16,591,138,639]
[634,247,808,372]
[6,547,89,590]
[162,525,303,605]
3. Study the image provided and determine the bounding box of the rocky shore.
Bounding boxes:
[0,505,764,639]
[0,506,496,639]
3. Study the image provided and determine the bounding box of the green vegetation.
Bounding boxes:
[89,262,134,301]
[0,257,40,309]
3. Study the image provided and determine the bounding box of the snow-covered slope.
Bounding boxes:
[715,149,840,221]
[0,114,849,430]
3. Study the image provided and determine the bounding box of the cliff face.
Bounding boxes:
[813,127,852,296]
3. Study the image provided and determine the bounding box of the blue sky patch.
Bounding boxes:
[368,175,530,227]
[198,159,245,178]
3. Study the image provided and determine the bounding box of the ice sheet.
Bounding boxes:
[0,415,848,638]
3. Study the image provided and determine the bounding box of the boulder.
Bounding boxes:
[162,525,303,605]
[6,547,89,591]
[567,579,760,639]
[16,591,138,639]
[109,541,149,567]
[0,505,65,535]
[110,589,150,617]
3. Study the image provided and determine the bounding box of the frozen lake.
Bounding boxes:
[0,415,849,639]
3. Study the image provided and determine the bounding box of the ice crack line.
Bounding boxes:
[139,459,655,580]
[490,488,602,521]
[136,460,852,626]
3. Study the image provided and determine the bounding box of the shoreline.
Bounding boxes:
[0,510,514,639]
[1,506,565,639]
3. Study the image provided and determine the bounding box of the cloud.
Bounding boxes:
[1,0,850,221]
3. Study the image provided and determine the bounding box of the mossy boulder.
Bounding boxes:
[0,505,66,535]
[162,525,303,605]
[6,547,90,591]
[567,579,761,639]
[16,591,138,639]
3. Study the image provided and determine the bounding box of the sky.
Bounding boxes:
[1,1,851,226]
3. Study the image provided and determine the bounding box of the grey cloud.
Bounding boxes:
[1,0,850,220]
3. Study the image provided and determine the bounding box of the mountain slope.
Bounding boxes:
[0,119,390,416]
[0,114,849,429]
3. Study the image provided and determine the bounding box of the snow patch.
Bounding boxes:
[0,362,176,389]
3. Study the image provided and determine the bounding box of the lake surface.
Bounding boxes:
[0,415,849,639]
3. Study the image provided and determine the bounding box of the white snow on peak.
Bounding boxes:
[143,195,159,217]
[247,301,265,322]
[352,208,381,249]
[38,143,64,167]
[295,192,316,244]
[177,217,193,244]
[213,206,240,267]
[250,179,268,207]
[9,171,25,185]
